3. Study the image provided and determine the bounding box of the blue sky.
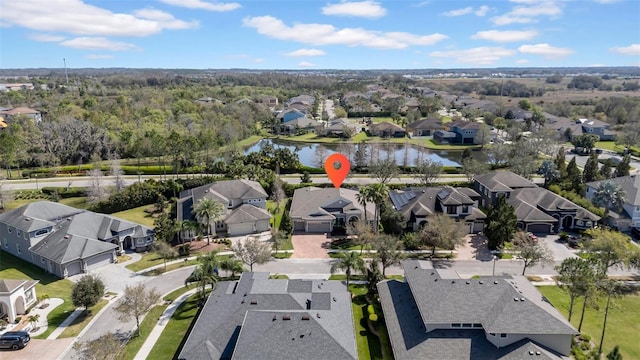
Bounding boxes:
[1,0,639,69]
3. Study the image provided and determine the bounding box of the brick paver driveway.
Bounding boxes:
[291,234,331,259]
[1,338,74,360]
[456,234,495,261]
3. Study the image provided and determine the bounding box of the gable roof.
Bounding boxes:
[0,279,38,294]
[586,175,640,206]
[449,120,481,130]
[390,187,482,221]
[0,201,83,232]
[178,272,356,360]
[290,187,374,220]
[407,118,444,131]
[225,204,271,224]
[510,187,600,222]
[475,171,537,192]
[370,121,405,132]
[284,117,321,128]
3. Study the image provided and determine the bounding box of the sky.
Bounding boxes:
[1,0,639,70]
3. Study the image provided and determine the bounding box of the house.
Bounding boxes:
[177,180,271,237]
[194,97,223,106]
[0,279,39,324]
[389,187,485,233]
[407,117,444,137]
[259,95,278,107]
[289,94,315,106]
[279,117,322,135]
[368,121,406,138]
[278,108,307,123]
[0,83,34,92]
[447,120,481,144]
[0,201,154,278]
[378,260,577,360]
[586,175,640,231]
[290,187,374,233]
[0,107,42,122]
[178,272,357,360]
[545,116,616,141]
[433,130,457,144]
[323,118,358,138]
[475,172,599,233]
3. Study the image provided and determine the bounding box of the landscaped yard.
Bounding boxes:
[59,299,108,338]
[538,285,640,359]
[350,284,393,360]
[0,252,75,339]
[113,205,156,227]
[121,304,168,360]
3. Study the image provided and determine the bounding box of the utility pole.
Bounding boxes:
[63,58,69,85]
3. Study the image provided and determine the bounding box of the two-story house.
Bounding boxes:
[177,180,271,237]
[586,175,640,231]
[378,260,577,359]
[389,187,485,233]
[475,172,599,234]
[290,187,374,233]
[448,120,481,144]
[0,201,154,278]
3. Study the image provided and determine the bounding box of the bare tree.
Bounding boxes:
[513,232,553,275]
[232,236,272,271]
[154,241,177,270]
[86,168,108,204]
[419,214,468,256]
[413,158,443,186]
[109,157,125,192]
[72,333,125,360]
[270,178,286,212]
[114,283,161,337]
[369,158,399,184]
[371,235,404,277]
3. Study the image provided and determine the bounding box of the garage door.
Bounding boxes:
[65,261,83,277]
[472,222,484,234]
[307,222,331,233]
[229,223,254,236]
[526,223,553,234]
[86,252,113,271]
[294,221,306,232]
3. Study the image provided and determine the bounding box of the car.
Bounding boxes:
[0,331,30,350]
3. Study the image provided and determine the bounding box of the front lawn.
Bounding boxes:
[538,286,640,359]
[121,304,168,360]
[350,284,393,360]
[0,251,75,339]
[59,299,108,338]
[112,205,156,228]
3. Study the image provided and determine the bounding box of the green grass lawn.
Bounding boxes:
[141,259,199,276]
[121,304,168,360]
[59,197,90,209]
[0,251,76,339]
[58,299,108,338]
[125,252,169,272]
[112,205,156,228]
[146,292,203,360]
[538,286,640,359]
[350,284,393,360]
[163,285,195,302]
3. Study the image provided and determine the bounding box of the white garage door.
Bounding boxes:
[229,223,254,236]
[65,261,83,277]
[307,222,331,233]
[86,252,113,271]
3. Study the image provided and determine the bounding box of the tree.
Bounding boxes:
[554,147,567,178]
[598,280,623,356]
[584,228,638,276]
[368,158,399,184]
[599,159,613,179]
[154,241,177,270]
[555,257,595,322]
[615,122,640,149]
[359,183,388,233]
[614,154,631,177]
[270,177,286,212]
[538,159,559,188]
[27,314,40,330]
[474,124,492,149]
[486,143,510,167]
[86,168,108,204]
[461,158,490,183]
[366,259,383,296]
[565,157,583,193]
[300,171,312,183]
[348,219,374,254]
[371,235,404,277]
[606,345,623,360]
[413,158,443,186]
[330,251,366,288]
[232,236,272,271]
[110,157,125,192]
[512,232,553,275]
[185,252,219,298]
[582,152,600,183]
[72,275,105,313]
[72,333,125,360]
[593,181,626,219]
[484,195,517,250]
[114,283,161,337]
[219,256,244,278]
[419,214,468,256]
[193,198,225,244]
[571,134,599,154]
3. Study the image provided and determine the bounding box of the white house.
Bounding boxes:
[0,279,39,324]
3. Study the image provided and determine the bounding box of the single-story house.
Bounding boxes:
[290,187,374,233]
[0,107,42,122]
[177,180,271,237]
[0,201,154,278]
[279,117,322,135]
[407,118,444,137]
[368,121,406,138]
[378,260,578,359]
[389,187,485,233]
[0,279,39,324]
[178,272,357,360]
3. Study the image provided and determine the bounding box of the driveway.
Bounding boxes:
[290,234,330,259]
[456,234,495,261]
[1,338,74,360]
[538,234,578,261]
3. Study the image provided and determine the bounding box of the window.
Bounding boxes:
[473,324,482,328]
[447,206,457,215]
[451,323,461,328]
[35,229,49,236]
[500,334,507,338]
[462,323,472,328]
[462,205,470,213]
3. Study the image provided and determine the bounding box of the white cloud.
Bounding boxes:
[29,33,65,42]
[298,61,316,67]
[475,5,490,16]
[285,48,326,57]
[610,44,640,56]
[0,0,197,37]
[593,0,622,3]
[492,1,563,26]
[518,43,573,58]
[413,1,431,8]
[471,30,538,42]
[443,7,472,17]
[429,47,516,65]
[243,16,447,49]
[322,1,386,18]
[159,0,241,12]
[85,54,114,59]
[132,9,198,29]
[515,59,529,64]
[60,37,136,51]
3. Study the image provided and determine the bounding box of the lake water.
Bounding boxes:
[244,138,485,168]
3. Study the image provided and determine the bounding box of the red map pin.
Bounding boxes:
[325,153,351,188]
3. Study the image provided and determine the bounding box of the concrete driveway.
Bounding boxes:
[456,234,495,261]
[1,338,74,360]
[290,234,331,259]
[538,234,578,261]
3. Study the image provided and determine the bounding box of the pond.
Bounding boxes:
[244,138,486,168]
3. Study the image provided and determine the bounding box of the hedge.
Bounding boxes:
[41,187,86,199]
[547,184,605,217]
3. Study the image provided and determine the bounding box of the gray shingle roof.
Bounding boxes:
[510,188,600,222]
[407,117,444,131]
[475,172,537,192]
[587,175,640,207]
[389,187,482,221]
[290,187,374,221]
[0,201,83,232]
[225,204,271,225]
[179,273,357,360]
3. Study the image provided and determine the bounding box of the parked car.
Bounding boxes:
[0,331,30,350]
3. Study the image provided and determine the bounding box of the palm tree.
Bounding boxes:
[355,188,369,223]
[365,183,389,233]
[185,252,219,299]
[27,314,40,330]
[219,257,244,278]
[193,198,225,245]
[593,181,626,220]
[182,220,201,243]
[330,251,366,288]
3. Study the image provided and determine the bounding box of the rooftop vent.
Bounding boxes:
[536,351,541,356]
[520,298,525,302]
[272,316,277,321]
[301,315,310,321]
[25,217,32,221]
[283,315,291,321]
[250,299,258,305]
[479,281,484,284]
[514,297,519,301]
[451,280,456,284]
[494,280,499,284]
[64,235,70,239]
[332,297,337,302]
[316,313,321,319]
[466,281,470,285]
[529,351,534,355]
[67,217,72,221]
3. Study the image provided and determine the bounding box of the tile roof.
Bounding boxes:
[178,272,356,360]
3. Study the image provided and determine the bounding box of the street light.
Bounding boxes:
[492,255,498,276]
[35,174,39,191]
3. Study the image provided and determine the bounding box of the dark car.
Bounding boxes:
[0,331,30,350]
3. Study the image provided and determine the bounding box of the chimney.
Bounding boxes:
[306,299,311,310]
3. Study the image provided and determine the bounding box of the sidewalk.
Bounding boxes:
[133,288,199,360]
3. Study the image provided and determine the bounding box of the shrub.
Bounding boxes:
[178,244,191,256]
[367,305,375,315]
[14,316,21,324]
[369,314,378,322]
